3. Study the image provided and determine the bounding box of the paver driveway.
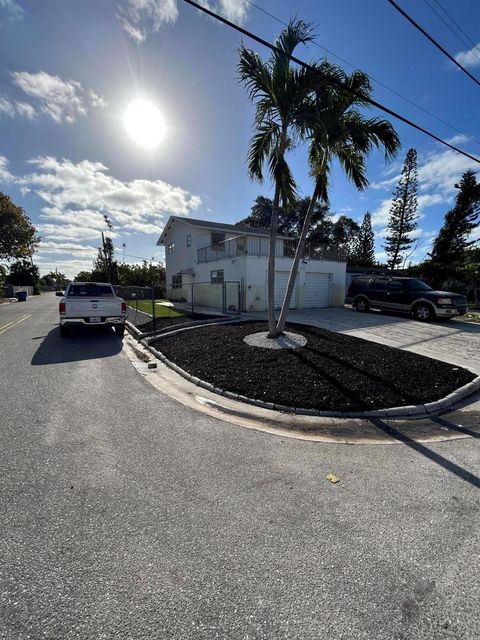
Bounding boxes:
[282,306,480,374]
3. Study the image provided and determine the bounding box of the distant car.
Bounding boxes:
[59,282,126,337]
[55,290,65,297]
[345,276,467,322]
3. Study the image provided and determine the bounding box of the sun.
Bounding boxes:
[123,99,166,149]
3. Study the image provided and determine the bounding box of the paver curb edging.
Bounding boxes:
[134,322,480,420]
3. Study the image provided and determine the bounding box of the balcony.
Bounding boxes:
[197,236,346,264]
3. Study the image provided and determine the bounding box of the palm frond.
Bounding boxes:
[247,119,280,181]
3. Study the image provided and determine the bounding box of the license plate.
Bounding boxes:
[89,316,101,323]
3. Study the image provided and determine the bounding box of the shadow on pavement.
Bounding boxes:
[371,418,480,489]
[31,325,122,365]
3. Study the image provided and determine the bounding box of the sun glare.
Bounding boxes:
[123,99,166,149]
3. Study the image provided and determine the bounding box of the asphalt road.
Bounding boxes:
[1,293,479,639]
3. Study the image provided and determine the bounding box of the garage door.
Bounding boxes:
[303,272,331,307]
[266,271,298,309]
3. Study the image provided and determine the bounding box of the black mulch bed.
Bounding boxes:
[126,308,224,333]
[152,321,475,412]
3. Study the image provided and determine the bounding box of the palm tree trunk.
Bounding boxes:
[275,181,322,335]
[267,184,281,337]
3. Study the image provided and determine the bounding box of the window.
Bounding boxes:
[210,269,224,284]
[168,242,175,254]
[68,284,114,298]
[407,279,432,292]
[172,274,182,289]
[187,234,192,247]
[388,280,403,292]
[211,232,226,251]
[371,278,389,291]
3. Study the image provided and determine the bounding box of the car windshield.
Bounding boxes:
[68,284,114,297]
[407,279,432,291]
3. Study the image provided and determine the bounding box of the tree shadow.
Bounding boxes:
[370,418,480,489]
[31,325,122,365]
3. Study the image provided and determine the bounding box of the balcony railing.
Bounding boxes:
[197,237,346,264]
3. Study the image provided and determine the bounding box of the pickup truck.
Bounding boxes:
[59,282,126,338]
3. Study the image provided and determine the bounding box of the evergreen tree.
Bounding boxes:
[351,212,376,266]
[429,170,480,265]
[384,148,418,270]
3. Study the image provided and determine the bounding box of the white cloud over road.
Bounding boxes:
[454,43,480,70]
[0,155,201,275]
[6,71,106,123]
[0,0,23,21]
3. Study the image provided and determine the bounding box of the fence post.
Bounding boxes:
[222,283,226,314]
[151,282,156,331]
[191,282,194,315]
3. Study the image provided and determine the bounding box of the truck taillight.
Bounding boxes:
[59,302,66,314]
[121,302,126,314]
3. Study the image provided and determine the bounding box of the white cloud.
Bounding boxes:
[10,71,106,123]
[89,90,108,109]
[0,0,23,21]
[0,96,38,120]
[454,43,480,70]
[116,0,178,43]
[38,241,99,258]
[0,155,14,182]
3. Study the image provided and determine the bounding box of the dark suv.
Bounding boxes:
[345,276,467,321]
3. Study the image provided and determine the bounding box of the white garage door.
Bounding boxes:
[265,271,298,309]
[304,272,331,307]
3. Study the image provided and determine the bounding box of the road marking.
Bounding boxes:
[0,314,31,335]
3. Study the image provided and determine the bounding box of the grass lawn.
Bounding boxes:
[128,299,184,318]
[460,311,480,323]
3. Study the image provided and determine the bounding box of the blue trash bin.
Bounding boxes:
[16,291,27,302]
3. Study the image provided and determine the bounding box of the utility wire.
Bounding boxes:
[430,0,480,55]
[245,0,480,147]
[387,0,480,88]
[422,0,478,57]
[183,0,480,165]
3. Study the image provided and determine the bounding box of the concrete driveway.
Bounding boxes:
[283,306,480,374]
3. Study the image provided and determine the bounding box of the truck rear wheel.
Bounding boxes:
[115,325,125,338]
[59,325,70,337]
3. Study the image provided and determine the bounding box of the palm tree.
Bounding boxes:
[238,20,316,337]
[275,64,400,335]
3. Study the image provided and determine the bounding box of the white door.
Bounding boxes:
[303,272,331,307]
[266,271,298,309]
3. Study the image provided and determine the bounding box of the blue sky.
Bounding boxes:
[1,0,479,276]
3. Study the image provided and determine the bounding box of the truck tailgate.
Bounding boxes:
[65,298,123,317]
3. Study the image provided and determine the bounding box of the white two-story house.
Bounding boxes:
[157,216,347,312]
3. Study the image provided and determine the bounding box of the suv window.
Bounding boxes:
[389,280,403,292]
[407,279,432,292]
[371,278,389,291]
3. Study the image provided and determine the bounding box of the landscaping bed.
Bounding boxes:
[126,307,224,333]
[152,321,475,412]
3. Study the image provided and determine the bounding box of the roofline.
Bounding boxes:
[157,215,292,245]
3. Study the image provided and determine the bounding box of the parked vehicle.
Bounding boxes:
[55,290,65,297]
[59,282,126,337]
[345,276,467,321]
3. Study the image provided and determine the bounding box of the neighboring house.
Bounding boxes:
[157,216,347,312]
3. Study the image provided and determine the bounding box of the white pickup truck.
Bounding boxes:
[59,282,126,338]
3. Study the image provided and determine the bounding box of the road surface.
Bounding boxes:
[1,294,479,639]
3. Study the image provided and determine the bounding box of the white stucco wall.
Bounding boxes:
[160,219,346,310]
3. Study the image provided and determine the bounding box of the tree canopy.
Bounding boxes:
[0,192,40,260]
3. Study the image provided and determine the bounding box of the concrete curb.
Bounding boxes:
[130,321,480,420]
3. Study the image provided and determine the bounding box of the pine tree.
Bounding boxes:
[384,148,418,270]
[351,212,376,266]
[430,170,480,265]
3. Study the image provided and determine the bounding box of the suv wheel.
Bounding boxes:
[355,297,370,313]
[413,303,434,322]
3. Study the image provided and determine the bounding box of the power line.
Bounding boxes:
[183,0,480,165]
[422,0,475,54]
[245,0,480,147]
[430,0,480,54]
[387,0,480,89]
